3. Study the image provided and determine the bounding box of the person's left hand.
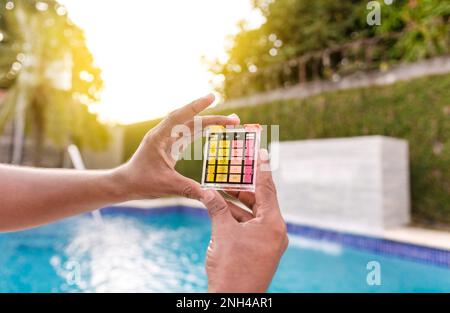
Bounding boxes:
[113,93,239,200]
[201,149,288,292]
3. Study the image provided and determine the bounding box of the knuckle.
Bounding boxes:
[269,219,288,245]
[167,109,181,124]
[212,203,228,217]
[273,223,287,239]
[207,200,228,218]
[188,103,199,116]
[143,132,155,145]
[180,184,199,199]
[181,185,193,198]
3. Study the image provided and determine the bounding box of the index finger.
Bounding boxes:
[166,93,215,126]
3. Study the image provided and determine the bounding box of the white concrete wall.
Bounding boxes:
[271,136,410,234]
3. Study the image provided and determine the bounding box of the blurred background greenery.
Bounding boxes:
[122,0,450,227]
[0,0,449,226]
[123,73,450,226]
[0,0,108,166]
[208,0,449,99]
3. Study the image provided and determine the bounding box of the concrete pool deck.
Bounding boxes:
[109,198,450,252]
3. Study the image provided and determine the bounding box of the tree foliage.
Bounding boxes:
[210,0,450,99]
[0,0,109,162]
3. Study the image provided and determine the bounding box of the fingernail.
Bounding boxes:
[203,93,215,100]
[260,148,269,161]
[227,113,240,121]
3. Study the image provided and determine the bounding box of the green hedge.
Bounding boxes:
[123,73,450,226]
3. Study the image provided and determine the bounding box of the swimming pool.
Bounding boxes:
[0,208,449,292]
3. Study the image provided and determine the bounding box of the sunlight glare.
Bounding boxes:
[58,0,263,124]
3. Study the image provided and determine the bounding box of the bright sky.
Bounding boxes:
[59,0,263,124]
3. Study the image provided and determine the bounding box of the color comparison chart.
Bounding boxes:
[201,124,261,191]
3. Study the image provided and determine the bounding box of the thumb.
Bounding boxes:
[255,149,279,213]
[172,173,204,200]
[201,189,235,227]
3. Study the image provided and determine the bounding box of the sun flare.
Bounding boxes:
[58,0,263,124]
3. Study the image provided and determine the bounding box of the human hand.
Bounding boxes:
[201,149,288,292]
[114,94,240,200]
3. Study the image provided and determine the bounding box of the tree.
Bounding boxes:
[378,0,450,60]
[0,0,109,165]
[211,0,450,100]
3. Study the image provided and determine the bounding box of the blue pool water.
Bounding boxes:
[0,211,450,292]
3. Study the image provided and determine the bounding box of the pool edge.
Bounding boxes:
[101,204,450,269]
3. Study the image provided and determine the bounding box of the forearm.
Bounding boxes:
[0,165,129,232]
[0,96,232,232]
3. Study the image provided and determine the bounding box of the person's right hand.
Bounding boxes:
[201,149,289,292]
[113,94,240,201]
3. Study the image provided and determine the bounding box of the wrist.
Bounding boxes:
[104,165,136,202]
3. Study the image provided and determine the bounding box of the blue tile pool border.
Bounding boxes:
[285,223,450,269]
[101,205,450,269]
[102,205,209,218]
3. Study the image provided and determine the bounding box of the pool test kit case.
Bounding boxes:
[201,124,262,192]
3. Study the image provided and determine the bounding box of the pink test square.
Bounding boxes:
[244,166,253,174]
[231,158,242,165]
[230,166,242,173]
[232,140,244,148]
[243,175,252,183]
[232,149,243,157]
[245,148,254,157]
[244,158,253,165]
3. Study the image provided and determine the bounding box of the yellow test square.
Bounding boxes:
[208,157,216,164]
[206,173,215,182]
[217,166,228,173]
[218,159,228,165]
[215,174,227,182]
[218,149,229,157]
[209,141,217,149]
